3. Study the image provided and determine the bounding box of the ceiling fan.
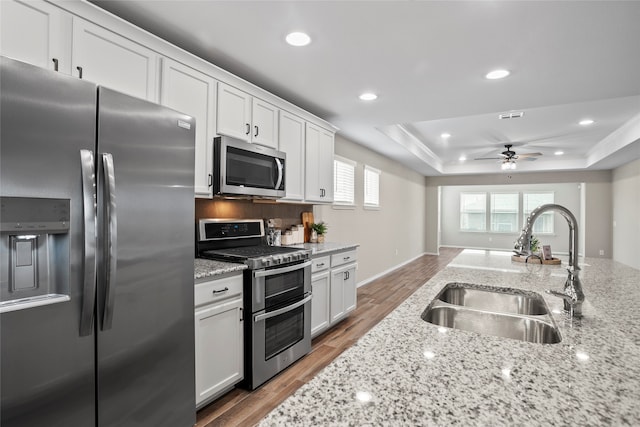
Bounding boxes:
[474,144,542,170]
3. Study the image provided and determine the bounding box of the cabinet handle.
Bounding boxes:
[320,188,325,197]
[316,262,325,267]
[76,66,83,79]
[52,58,59,72]
[245,123,250,135]
[344,271,349,280]
[343,256,350,261]
[254,125,259,138]
[239,307,243,322]
[212,287,229,294]
[208,173,213,188]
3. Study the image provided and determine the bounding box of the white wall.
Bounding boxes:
[612,158,640,269]
[440,183,580,254]
[314,135,428,285]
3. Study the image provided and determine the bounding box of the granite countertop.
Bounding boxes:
[286,242,359,256]
[194,258,246,281]
[260,249,640,426]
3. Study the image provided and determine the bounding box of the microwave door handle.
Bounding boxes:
[253,294,312,322]
[101,153,118,330]
[274,158,283,190]
[79,149,97,336]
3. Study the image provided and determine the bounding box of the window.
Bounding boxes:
[523,192,555,234]
[460,193,486,231]
[490,193,519,232]
[363,165,380,208]
[333,156,356,206]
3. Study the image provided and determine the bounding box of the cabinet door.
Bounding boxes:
[72,17,158,101]
[251,97,278,148]
[311,271,330,337]
[343,265,357,315]
[330,264,357,324]
[216,82,251,141]
[1,0,71,73]
[279,111,305,201]
[305,123,334,202]
[195,298,243,407]
[160,58,216,198]
[318,129,335,202]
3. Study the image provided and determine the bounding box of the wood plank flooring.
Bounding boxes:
[195,247,463,427]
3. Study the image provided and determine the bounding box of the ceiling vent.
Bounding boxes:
[499,111,524,120]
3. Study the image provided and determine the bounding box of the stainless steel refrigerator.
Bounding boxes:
[0,56,196,427]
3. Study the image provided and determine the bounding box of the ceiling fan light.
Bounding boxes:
[579,119,595,126]
[510,161,517,170]
[501,162,509,170]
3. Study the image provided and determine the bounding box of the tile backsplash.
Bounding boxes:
[195,199,311,231]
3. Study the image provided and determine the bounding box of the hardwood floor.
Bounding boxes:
[195,248,463,427]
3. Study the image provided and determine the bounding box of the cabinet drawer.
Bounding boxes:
[331,249,357,268]
[311,256,330,273]
[195,273,243,307]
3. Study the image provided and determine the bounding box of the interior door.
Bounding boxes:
[95,88,196,427]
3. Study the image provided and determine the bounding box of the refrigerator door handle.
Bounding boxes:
[101,153,118,330]
[80,149,97,336]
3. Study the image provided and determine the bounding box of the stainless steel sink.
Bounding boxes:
[422,283,561,344]
[438,283,548,315]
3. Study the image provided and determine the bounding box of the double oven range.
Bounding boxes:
[197,219,311,389]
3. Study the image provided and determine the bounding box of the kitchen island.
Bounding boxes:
[260,249,640,425]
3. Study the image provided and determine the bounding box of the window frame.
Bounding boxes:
[523,191,555,234]
[333,155,356,208]
[459,192,487,232]
[489,192,520,233]
[363,165,381,209]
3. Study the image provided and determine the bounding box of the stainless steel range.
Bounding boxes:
[197,219,311,389]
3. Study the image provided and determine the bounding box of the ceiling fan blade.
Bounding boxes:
[517,152,542,159]
[474,156,502,160]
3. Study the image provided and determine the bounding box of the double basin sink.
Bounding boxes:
[421,283,561,344]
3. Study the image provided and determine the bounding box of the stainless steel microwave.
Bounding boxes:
[213,136,286,198]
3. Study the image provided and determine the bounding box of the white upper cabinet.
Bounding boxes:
[305,123,335,203]
[0,0,71,73]
[160,58,217,198]
[216,82,251,141]
[278,111,306,201]
[72,17,158,102]
[251,97,279,148]
[217,82,279,149]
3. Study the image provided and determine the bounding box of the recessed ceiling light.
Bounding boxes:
[359,92,377,101]
[485,69,510,80]
[458,156,466,161]
[441,133,451,139]
[554,151,564,156]
[285,32,311,47]
[579,119,595,126]
[355,391,372,402]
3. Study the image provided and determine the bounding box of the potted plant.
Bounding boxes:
[310,222,328,243]
[530,235,540,255]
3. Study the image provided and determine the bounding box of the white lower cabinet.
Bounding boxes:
[311,270,330,337]
[310,249,357,338]
[194,273,243,408]
[330,263,357,324]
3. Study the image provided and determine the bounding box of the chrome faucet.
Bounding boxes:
[514,204,585,317]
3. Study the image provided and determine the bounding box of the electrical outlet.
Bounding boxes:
[599,249,605,256]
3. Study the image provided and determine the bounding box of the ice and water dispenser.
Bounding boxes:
[0,197,71,312]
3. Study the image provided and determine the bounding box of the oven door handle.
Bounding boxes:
[254,260,311,278]
[254,294,312,323]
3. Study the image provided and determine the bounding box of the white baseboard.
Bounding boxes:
[356,252,427,288]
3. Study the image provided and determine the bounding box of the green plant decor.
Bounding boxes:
[530,235,540,253]
[310,222,328,235]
